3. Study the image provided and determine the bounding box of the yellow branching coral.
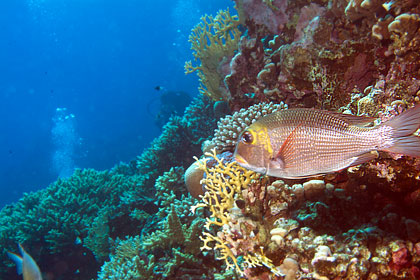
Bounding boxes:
[201,231,242,272]
[243,248,284,277]
[191,149,258,228]
[185,9,241,101]
[191,149,265,275]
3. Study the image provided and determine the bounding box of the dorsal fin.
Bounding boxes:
[327,112,376,126]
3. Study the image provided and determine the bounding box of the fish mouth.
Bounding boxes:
[235,154,248,167]
[235,154,268,175]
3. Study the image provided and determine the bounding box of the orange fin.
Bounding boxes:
[276,124,303,168]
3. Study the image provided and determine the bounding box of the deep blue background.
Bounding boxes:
[0,0,234,206]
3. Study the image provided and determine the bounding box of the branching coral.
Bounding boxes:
[0,167,155,278]
[84,209,111,262]
[98,164,212,280]
[185,9,241,101]
[0,95,223,279]
[97,236,154,280]
[192,156,420,279]
[191,150,285,276]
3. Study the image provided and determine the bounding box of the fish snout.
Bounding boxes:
[235,153,268,175]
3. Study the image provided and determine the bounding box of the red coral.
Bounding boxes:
[411,265,420,279]
[390,247,412,272]
[390,246,420,279]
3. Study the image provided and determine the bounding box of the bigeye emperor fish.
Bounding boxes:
[234,105,420,179]
[7,244,42,280]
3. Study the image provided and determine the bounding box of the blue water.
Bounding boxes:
[0,0,234,207]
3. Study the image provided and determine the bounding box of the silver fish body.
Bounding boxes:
[234,105,420,179]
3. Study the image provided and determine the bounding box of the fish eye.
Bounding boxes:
[241,131,254,144]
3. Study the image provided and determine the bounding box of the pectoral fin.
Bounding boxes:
[276,125,303,169]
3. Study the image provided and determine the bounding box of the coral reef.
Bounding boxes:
[192,0,420,114]
[192,151,420,279]
[135,96,219,190]
[0,96,220,279]
[2,0,420,279]
[0,167,150,279]
[185,2,420,273]
[98,167,220,280]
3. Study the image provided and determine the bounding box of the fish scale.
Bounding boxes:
[234,106,420,179]
[266,112,377,177]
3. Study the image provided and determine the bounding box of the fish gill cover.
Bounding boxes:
[1,0,420,280]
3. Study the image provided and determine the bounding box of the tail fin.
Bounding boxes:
[381,104,420,157]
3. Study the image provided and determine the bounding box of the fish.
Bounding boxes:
[234,104,420,179]
[7,243,43,280]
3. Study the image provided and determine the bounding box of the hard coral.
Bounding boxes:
[226,0,376,110]
[344,0,383,22]
[184,159,206,198]
[0,167,152,279]
[191,166,420,279]
[99,167,210,280]
[191,0,420,114]
[136,96,218,191]
[207,102,287,154]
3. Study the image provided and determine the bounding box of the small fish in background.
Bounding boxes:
[234,104,420,179]
[7,243,43,280]
[154,85,165,91]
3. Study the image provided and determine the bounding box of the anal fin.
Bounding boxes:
[349,151,379,167]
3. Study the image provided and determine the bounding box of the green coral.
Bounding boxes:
[0,167,152,272]
[97,236,154,280]
[97,167,209,280]
[0,94,221,279]
[84,209,111,262]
